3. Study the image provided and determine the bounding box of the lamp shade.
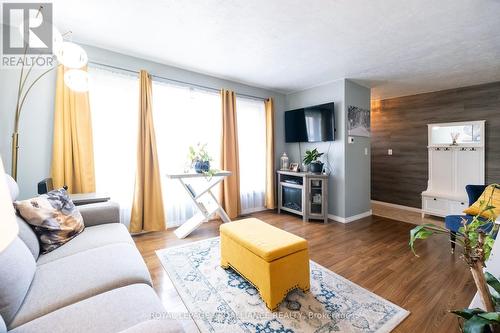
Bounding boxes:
[58,42,88,69]
[64,69,89,92]
[0,159,18,253]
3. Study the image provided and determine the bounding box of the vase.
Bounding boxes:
[309,162,323,173]
[194,161,210,173]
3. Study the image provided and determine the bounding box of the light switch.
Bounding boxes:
[388,149,393,155]
[364,147,368,155]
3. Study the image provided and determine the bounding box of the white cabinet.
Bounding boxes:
[421,121,485,217]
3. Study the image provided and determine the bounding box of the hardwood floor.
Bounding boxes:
[133,211,475,332]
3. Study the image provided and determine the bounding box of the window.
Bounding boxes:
[88,66,139,225]
[236,97,267,213]
[152,81,222,227]
[89,65,268,226]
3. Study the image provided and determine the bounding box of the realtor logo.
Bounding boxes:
[2,3,53,55]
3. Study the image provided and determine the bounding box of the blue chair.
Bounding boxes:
[444,185,493,253]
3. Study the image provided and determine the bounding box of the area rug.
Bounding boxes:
[156,237,409,332]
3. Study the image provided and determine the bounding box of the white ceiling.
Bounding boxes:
[52,0,500,99]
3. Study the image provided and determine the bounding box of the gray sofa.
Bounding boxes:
[0,182,182,333]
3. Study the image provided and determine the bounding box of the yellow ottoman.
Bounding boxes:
[220,218,310,311]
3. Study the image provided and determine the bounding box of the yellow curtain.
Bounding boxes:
[129,70,166,232]
[264,98,276,209]
[220,89,241,219]
[51,65,95,193]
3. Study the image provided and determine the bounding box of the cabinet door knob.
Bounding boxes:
[461,202,464,205]
[433,198,437,201]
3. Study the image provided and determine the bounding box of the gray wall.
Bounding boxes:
[284,80,346,218]
[0,66,57,199]
[282,79,371,220]
[344,80,371,217]
[0,43,285,198]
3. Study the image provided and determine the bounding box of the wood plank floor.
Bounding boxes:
[133,211,475,332]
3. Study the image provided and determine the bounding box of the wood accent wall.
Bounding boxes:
[371,81,500,208]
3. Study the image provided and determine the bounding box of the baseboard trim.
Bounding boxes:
[240,206,267,215]
[371,200,421,213]
[328,210,373,223]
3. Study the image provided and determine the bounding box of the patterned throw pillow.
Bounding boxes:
[14,188,85,254]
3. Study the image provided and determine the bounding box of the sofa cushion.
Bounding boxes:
[0,238,36,326]
[14,189,84,254]
[0,314,6,333]
[79,201,121,227]
[16,216,40,260]
[9,284,180,333]
[119,320,184,333]
[9,243,152,328]
[37,223,133,265]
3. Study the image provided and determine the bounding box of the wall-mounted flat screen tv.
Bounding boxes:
[285,102,335,143]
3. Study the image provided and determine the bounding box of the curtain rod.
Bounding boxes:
[88,61,268,101]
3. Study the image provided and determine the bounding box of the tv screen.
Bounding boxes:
[285,102,335,143]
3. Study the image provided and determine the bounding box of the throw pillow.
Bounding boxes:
[14,188,84,254]
[463,185,500,219]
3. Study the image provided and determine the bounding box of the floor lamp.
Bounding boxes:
[10,6,89,180]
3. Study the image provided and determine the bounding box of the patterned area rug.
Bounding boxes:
[156,237,409,332]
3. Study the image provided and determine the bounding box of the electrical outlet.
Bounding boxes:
[364,147,368,155]
[388,149,393,155]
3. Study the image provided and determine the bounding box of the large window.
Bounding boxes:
[236,97,266,213]
[88,65,268,227]
[88,66,138,225]
[152,80,222,227]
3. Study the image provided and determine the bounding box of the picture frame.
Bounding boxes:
[347,105,371,137]
[289,163,299,172]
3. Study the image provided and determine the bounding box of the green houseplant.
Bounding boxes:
[303,148,324,173]
[410,184,500,332]
[188,143,212,173]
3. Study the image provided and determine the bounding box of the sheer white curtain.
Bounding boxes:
[88,66,138,226]
[152,80,221,227]
[88,66,266,225]
[236,97,267,214]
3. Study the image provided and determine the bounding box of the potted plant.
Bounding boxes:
[188,143,212,173]
[303,148,324,173]
[410,185,500,332]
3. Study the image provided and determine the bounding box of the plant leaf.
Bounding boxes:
[485,272,500,305]
[463,314,494,333]
[409,225,435,255]
[451,308,486,320]
[478,312,500,322]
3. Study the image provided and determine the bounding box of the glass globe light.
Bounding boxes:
[58,42,88,69]
[64,69,89,92]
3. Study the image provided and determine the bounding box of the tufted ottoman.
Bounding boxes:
[220,218,310,310]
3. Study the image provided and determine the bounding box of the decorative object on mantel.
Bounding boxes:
[303,148,324,173]
[10,5,89,180]
[410,185,500,332]
[421,121,485,218]
[288,162,299,172]
[188,143,212,173]
[347,105,371,137]
[450,131,460,146]
[280,152,289,170]
[156,237,409,333]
